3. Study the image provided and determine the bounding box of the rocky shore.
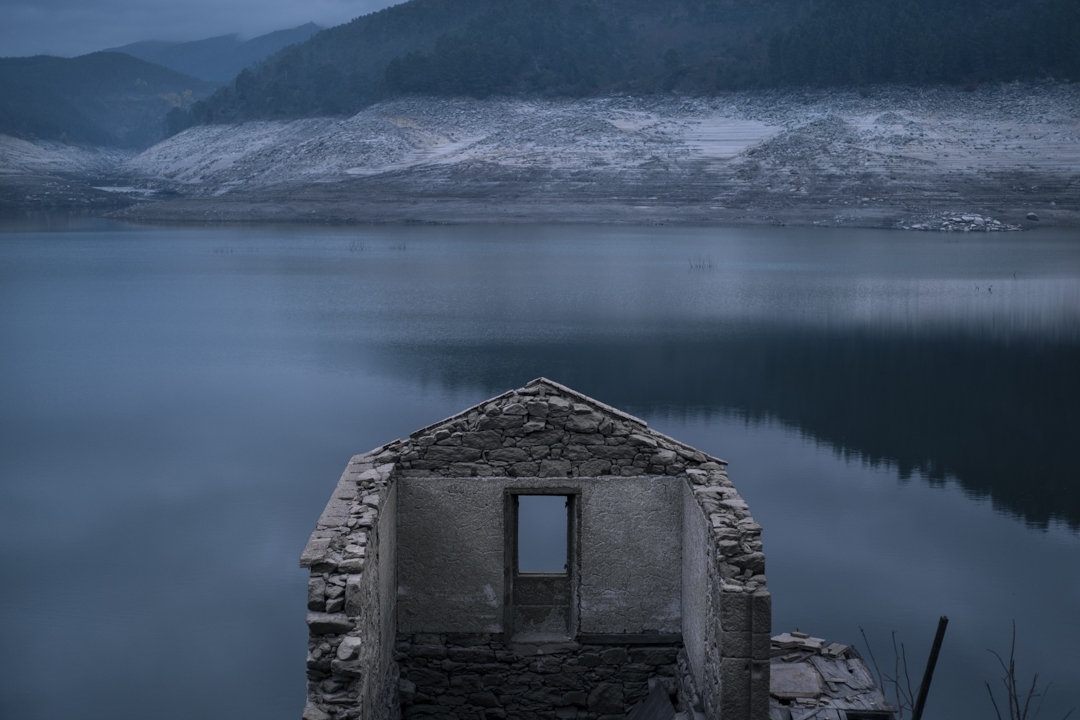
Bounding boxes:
[3,83,1077,229]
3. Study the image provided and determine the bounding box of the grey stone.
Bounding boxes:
[449,647,496,663]
[599,648,627,665]
[587,683,624,714]
[719,588,752,633]
[344,574,364,616]
[488,448,530,463]
[751,589,772,634]
[538,459,572,477]
[411,645,448,659]
[1027,212,1039,221]
[308,577,327,611]
[479,414,526,431]
[300,538,333,568]
[516,429,565,446]
[721,631,752,658]
[564,412,602,433]
[451,674,483,692]
[423,445,484,464]
[469,692,501,708]
[330,657,364,677]
[576,459,612,476]
[719,657,751,719]
[302,703,331,720]
[502,403,528,415]
[525,400,549,418]
[306,612,353,635]
[461,431,503,450]
[733,552,765,575]
[337,636,363,660]
[587,445,637,461]
[509,461,540,476]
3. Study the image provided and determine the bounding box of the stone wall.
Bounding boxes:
[396,633,686,720]
[681,466,771,720]
[300,447,400,720]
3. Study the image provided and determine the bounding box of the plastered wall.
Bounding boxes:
[396,476,683,636]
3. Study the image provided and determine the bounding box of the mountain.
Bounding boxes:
[106,23,322,83]
[176,0,1080,131]
[0,52,215,148]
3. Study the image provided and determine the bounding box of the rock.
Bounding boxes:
[587,683,625,714]
[469,692,501,708]
[337,636,363,660]
[600,648,627,665]
[307,612,353,635]
[307,577,327,610]
[538,459,572,477]
[423,445,483,463]
[478,414,526,431]
[1027,212,1039,221]
[302,703,331,720]
[564,412,602,432]
[525,400,549,418]
[300,538,333,568]
[487,448,530,463]
[344,574,364,615]
[460,431,503,450]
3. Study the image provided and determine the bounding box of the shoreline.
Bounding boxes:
[4,84,1078,230]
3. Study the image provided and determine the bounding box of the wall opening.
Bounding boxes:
[505,490,579,640]
[517,495,568,573]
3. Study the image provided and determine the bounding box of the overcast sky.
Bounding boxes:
[0,0,402,58]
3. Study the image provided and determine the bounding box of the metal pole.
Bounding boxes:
[911,616,949,720]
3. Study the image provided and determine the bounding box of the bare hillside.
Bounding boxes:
[5,83,1078,228]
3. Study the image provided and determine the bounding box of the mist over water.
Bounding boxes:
[1,222,1077,720]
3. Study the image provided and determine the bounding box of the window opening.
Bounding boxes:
[517,495,568,573]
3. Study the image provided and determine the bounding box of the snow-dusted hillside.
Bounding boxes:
[123,96,783,195]
[122,86,1080,213]
[5,84,1077,225]
[0,135,133,176]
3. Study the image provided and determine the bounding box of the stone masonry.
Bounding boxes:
[299,378,770,720]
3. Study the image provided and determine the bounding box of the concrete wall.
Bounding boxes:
[578,477,682,634]
[397,478,505,634]
[681,479,709,697]
[396,476,682,636]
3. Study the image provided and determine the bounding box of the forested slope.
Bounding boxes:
[0,53,214,147]
[173,0,1080,131]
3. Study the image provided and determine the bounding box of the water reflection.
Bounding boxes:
[369,328,1080,530]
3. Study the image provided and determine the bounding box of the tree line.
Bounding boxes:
[169,0,1080,135]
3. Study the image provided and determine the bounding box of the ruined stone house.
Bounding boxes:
[300,379,770,720]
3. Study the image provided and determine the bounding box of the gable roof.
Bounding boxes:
[384,377,725,480]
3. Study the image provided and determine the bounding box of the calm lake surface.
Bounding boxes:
[1,220,1078,720]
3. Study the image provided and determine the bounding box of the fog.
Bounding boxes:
[0,0,400,58]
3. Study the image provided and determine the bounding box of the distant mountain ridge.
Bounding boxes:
[0,53,214,148]
[176,0,1080,131]
[106,23,322,82]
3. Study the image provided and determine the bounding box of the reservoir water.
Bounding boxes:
[1,220,1077,719]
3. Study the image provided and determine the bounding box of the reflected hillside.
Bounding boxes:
[372,328,1080,531]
